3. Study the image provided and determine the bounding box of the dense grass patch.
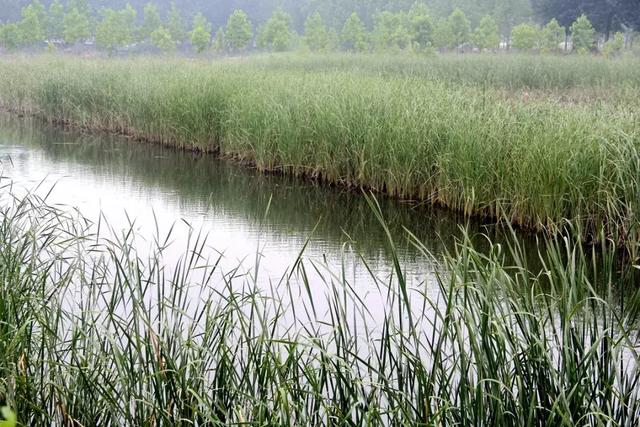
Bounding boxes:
[0,54,638,247]
[0,191,639,425]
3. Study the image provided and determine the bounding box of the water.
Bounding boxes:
[0,116,528,310]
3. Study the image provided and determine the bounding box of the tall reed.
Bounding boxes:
[0,190,638,425]
[0,55,638,247]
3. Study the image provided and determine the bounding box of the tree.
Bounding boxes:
[304,12,330,51]
[511,23,540,50]
[95,5,137,54]
[493,0,533,38]
[257,9,294,51]
[47,0,65,41]
[341,12,368,52]
[433,19,455,49]
[407,2,434,50]
[62,7,91,45]
[603,31,625,57]
[17,2,45,46]
[373,11,411,50]
[540,18,564,52]
[190,12,211,53]
[151,25,174,52]
[167,2,186,45]
[473,15,500,49]
[212,27,225,53]
[448,8,471,48]
[532,0,640,40]
[140,2,161,41]
[225,9,252,51]
[570,14,595,53]
[0,23,20,50]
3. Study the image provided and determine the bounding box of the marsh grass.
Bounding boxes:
[0,190,638,425]
[0,54,638,247]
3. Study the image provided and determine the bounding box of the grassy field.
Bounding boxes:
[0,53,638,248]
[0,190,639,425]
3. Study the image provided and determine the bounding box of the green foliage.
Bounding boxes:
[448,7,471,47]
[95,5,137,54]
[166,2,186,44]
[473,15,500,49]
[341,12,368,52]
[212,28,225,53]
[304,12,330,52]
[139,2,161,41]
[17,2,45,46]
[407,2,434,50]
[511,23,539,50]
[258,9,294,52]
[46,0,65,41]
[225,9,252,51]
[189,12,211,54]
[0,23,20,50]
[0,407,16,427]
[433,19,455,49]
[373,10,411,51]
[62,7,91,44]
[571,14,595,53]
[603,32,625,57]
[151,25,174,52]
[540,18,564,52]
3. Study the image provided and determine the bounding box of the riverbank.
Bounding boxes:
[0,53,639,247]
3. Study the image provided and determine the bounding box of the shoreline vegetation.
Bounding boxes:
[0,189,639,425]
[0,54,639,247]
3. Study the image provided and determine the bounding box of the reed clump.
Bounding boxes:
[0,54,638,246]
[0,191,639,425]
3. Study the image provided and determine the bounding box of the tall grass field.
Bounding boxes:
[0,54,638,247]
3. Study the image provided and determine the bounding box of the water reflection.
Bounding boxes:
[0,115,532,293]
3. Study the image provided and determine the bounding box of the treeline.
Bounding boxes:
[0,0,637,55]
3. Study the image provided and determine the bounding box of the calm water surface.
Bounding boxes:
[0,116,523,304]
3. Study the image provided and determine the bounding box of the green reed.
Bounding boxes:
[0,190,638,426]
[0,54,638,247]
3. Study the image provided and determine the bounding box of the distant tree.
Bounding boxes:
[167,2,186,45]
[95,5,137,54]
[17,1,46,46]
[433,19,455,49]
[62,7,91,45]
[47,0,65,41]
[407,2,434,50]
[539,18,564,52]
[570,14,595,53]
[473,15,500,49]
[493,0,533,39]
[67,0,91,17]
[257,9,294,51]
[341,12,368,52]
[212,27,225,53]
[448,8,471,47]
[511,23,540,50]
[532,0,640,40]
[603,31,625,57]
[140,2,161,41]
[304,12,330,51]
[225,9,252,51]
[151,25,174,52]
[0,23,20,50]
[190,12,211,53]
[373,11,411,50]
